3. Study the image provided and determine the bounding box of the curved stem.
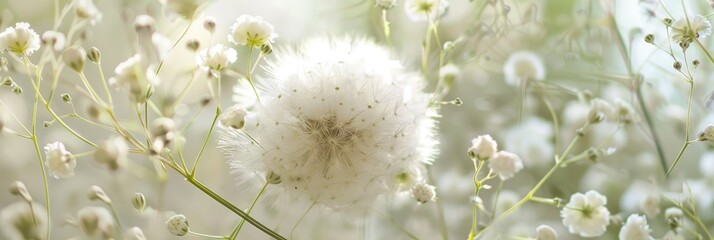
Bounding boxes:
[229,182,269,239]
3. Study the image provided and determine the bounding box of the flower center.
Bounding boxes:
[300,114,363,173]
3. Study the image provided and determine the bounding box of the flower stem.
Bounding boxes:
[190,106,221,177]
[228,181,269,239]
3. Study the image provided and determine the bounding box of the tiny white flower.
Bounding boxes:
[614,99,637,123]
[488,151,523,180]
[160,0,202,19]
[0,201,47,240]
[166,214,189,236]
[126,226,146,240]
[698,124,714,142]
[664,207,683,220]
[0,22,41,55]
[196,44,237,71]
[228,15,277,47]
[152,117,176,143]
[561,190,610,237]
[77,206,114,238]
[588,98,613,123]
[44,142,76,179]
[94,137,129,171]
[619,214,653,240]
[220,104,247,129]
[411,182,436,204]
[671,15,712,44]
[41,31,65,52]
[377,0,396,10]
[640,194,660,218]
[535,224,558,240]
[75,0,103,25]
[468,134,498,161]
[503,51,545,86]
[109,54,157,102]
[404,0,449,22]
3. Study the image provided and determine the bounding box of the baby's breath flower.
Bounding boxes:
[503,51,545,86]
[219,104,247,129]
[219,36,438,212]
[0,22,41,56]
[41,31,65,52]
[614,99,636,124]
[487,151,523,180]
[467,134,498,161]
[535,224,558,240]
[619,214,653,240]
[87,185,112,204]
[196,44,237,71]
[640,194,660,218]
[664,207,683,228]
[411,182,436,204]
[94,137,129,171]
[588,98,613,124]
[152,117,176,145]
[404,0,449,22]
[186,38,200,51]
[203,16,216,33]
[166,214,189,236]
[561,190,610,237]
[44,142,77,179]
[439,63,461,86]
[63,47,86,72]
[109,54,157,102]
[77,206,114,238]
[75,0,103,25]
[0,201,47,240]
[377,0,397,10]
[228,15,277,48]
[671,15,711,44]
[126,227,146,240]
[9,181,32,202]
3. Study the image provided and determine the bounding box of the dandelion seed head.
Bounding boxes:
[220,36,438,212]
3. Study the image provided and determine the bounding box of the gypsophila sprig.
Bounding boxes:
[619,214,653,240]
[468,134,498,161]
[228,15,278,48]
[44,142,77,179]
[411,182,437,204]
[0,22,41,56]
[561,190,610,237]
[671,15,712,44]
[487,151,523,180]
[219,36,438,212]
[196,43,237,72]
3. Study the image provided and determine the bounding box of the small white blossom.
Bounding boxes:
[640,194,660,218]
[109,54,158,102]
[561,190,610,237]
[614,99,637,123]
[94,137,129,171]
[77,206,114,238]
[196,44,237,71]
[488,151,523,180]
[535,224,558,240]
[166,214,189,236]
[503,51,545,86]
[220,104,247,129]
[126,227,146,240]
[228,15,277,47]
[619,214,653,240]
[698,124,714,142]
[75,0,103,25]
[0,22,41,55]
[468,134,498,161]
[377,0,396,9]
[404,0,449,22]
[41,31,65,52]
[44,142,76,179]
[87,185,112,204]
[588,98,613,123]
[439,63,461,83]
[411,182,436,204]
[671,15,712,44]
[0,202,47,240]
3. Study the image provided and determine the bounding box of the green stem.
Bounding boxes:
[190,107,221,177]
[667,80,694,175]
[229,182,269,239]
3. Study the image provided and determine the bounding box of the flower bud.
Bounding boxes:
[186,38,200,52]
[411,182,436,204]
[61,93,72,103]
[673,61,682,71]
[63,47,86,72]
[9,181,32,202]
[43,121,51,128]
[664,18,673,26]
[376,0,396,10]
[41,31,66,52]
[126,226,147,240]
[132,193,147,213]
[87,47,101,63]
[134,15,156,34]
[260,44,273,55]
[2,76,13,86]
[267,171,281,184]
[12,85,22,95]
[679,41,690,50]
[219,105,247,129]
[88,185,112,204]
[203,16,216,33]
[698,124,714,142]
[644,34,654,43]
[94,137,129,171]
[693,59,701,67]
[588,98,612,124]
[468,135,498,161]
[166,214,190,236]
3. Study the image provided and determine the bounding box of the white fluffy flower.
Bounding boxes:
[404,0,449,22]
[219,36,438,211]
[411,182,436,204]
[671,15,712,43]
[468,134,498,161]
[41,31,65,52]
[228,15,277,47]
[561,190,610,237]
[196,44,237,71]
[503,51,545,86]
[44,142,76,179]
[0,202,47,240]
[619,214,653,240]
[220,104,247,129]
[487,151,523,180]
[0,22,41,55]
[77,206,114,238]
[75,0,103,25]
[535,224,558,240]
[166,214,189,236]
[94,137,129,171]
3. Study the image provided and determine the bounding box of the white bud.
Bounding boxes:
[411,182,436,204]
[203,16,216,33]
[698,124,714,142]
[588,98,613,123]
[376,0,396,9]
[535,225,558,240]
[134,15,156,34]
[44,142,76,179]
[126,226,146,240]
[132,193,147,213]
[63,47,86,72]
[87,185,112,204]
[94,137,129,171]
[220,105,247,129]
[166,214,189,236]
[9,181,32,202]
[41,31,65,51]
[77,206,114,238]
[467,134,498,161]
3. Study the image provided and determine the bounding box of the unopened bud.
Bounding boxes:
[12,85,22,95]
[586,147,599,161]
[134,15,156,34]
[693,59,701,67]
[43,121,51,128]
[679,41,690,50]
[186,38,200,52]
[673,61,682,71]
[63,47,86,72]
[132,193,147,213]
[203,17,216,33]
[644,34,654,43]
[166,214,189,236]
[260,44,273,55]
[664,18,673,26]
[87,47,101,63]
[61,93,72,103]
[2,76,13,86]
[9,181,32,202]
[453,97,463,106]
[88,185,112,204]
